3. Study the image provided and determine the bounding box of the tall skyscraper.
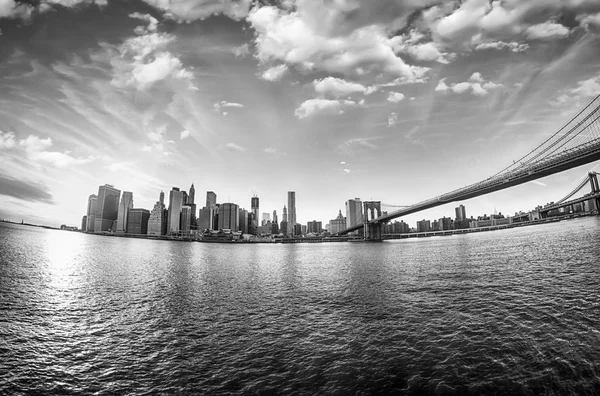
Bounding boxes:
[86,194,97,231]
[148,191,167,236]
[189,183,195,204]
[345,198,363,232]
[188,184,197,227]
[218,203,239,231]
[167,187,184,234]
[126,209,150,235]
[180,206,192,235]
[238,208,249,234]
[206,191,217,209]
[94,184,121,232]
[116,191,133,233]
[287,191,296,235]
[251,196,259,228]
[81,216,87,231]
[455,205,467,221]
[273,210,278,225]
[283,205,287,223]
[329,209,346,234]
[262,212,270,225]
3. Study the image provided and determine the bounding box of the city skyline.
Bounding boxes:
[1,1,600,227]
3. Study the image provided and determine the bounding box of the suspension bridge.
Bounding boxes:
[338,94,600,240]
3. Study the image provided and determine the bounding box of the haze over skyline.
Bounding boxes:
[1,0,600,227]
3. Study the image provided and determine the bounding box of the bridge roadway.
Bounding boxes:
[339,137,600,235]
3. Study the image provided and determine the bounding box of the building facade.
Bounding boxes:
[206,191,217,209]
[345,198,363,231]
[287,192,296,235]
[417,219,431,233]
[329,210,346,234]
[94,184,121,232]
[306,220,322,234]
[238,208,249,234]
[116,191,133,233]
[126,208,150,235]
[147,194,167,236]
[180,206,192,235]
[218,203,239,231]
[167,187,184,234]
[86,194,97,231]
[251,196,259,229]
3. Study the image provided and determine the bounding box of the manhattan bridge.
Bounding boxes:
[338,94,600,240]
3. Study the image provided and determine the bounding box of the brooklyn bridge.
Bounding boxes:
[339,95,600,240]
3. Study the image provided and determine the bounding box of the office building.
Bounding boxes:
[329,210,346,234]
[167,187,184,234]
[282,205,287,223]
[188,184,196,227]
[293,223,302,236]
[455,205,467,221]
[417,219,431,233]
[287,192,296,235]
[307,220,322,234]
[81,216,87,231]
[239,208,249,234]
[218,203,239,231]
[271,221,279,235]
[198,207,214,231]
[251,196,259,229]
[126,208,150,235]
[439,217,453,231]
[206,191,217,209]
[116,191,133,233]
[147,191,167,236]
[280,220,288,236]
[94,184,121,232]
[301,225,307,235]
[262,212,270,225]
[272,210,278,225]
[345,198,363,234]
[180,206,192,234]
[86,194,97,231]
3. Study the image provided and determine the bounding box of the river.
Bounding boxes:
[1,217,599,395]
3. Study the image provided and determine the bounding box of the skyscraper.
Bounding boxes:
[86,194,97,231]
[272,210,278,225]
[345,198,363,229]
[282,205,287,223]
[238,208,249,234]
[287,191,296,235]
[329,209,346,234]
[126,208,150,235]
[262,212,270,225]
[189,183,195,204]
[94,184,121,232]
[206,191,217,209]
[148,191,167,236]
[251,196,259,229]
[116,191,133,233]
[218,203,239,231]
[180,206,192,235]
[167,187,184,235]
[455,204,467,221]
[188,184,197,228]
[81,216,87,231]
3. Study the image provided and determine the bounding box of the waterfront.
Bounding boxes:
[1,218,599,395]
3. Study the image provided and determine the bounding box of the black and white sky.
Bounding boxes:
[1,0,600,226]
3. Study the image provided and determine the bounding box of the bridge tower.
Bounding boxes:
[363,201,384,241]
[589,172,600,213]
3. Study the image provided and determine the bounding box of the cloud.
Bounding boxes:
[435,73,502,97]
[294,98,359,119]
[142,125,173,156]
[0,174,54,204]
[0,131,17,149]
[313,77,376,97]
[180,129,190,140]
[260,64,288,82]
[129,12,159,34]
[525,22,570,40]
[343,137,378,150]
[578,13,600,34]
[388,112,399,127]
[340,161,346,165]
[18,135,94,168]
[343,168,351,173]
[232,43,250,57]
[225,142,245,152]
[247,4,429,82]
[475,41,529,52]
[213,101,244,112]
[387,92,405,103]
[141,0,252,21]
[551,75,600,106]
[0,0,34,21]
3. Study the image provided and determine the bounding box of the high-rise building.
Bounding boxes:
[206,191,217,209]
[167,187,184,235]
[307,220,322,234]
[439,217,453,231]
[218,203,239,231]
[94,184,121,232]
[188,184,197,227]
[280,220,288,236]
[147,192,167,236]
[282,205,287,223]
[455,205,467,221]
[251,196,259,229]
[262,212,270,225]
[189,183,195,204]
[345,198,363,230]
[238,208,249,234]
[293,223,302,236]
[272,210,278,225]
[329,210,346,234]
[287,191,296,235]
[198,207,214,231]
[271,220,279,235]
[86,194,97,231]
[81,216,87,231]
[116,191,133,233]
[180,206,192,235]
[126,208,150,234]
[417,219,431,233]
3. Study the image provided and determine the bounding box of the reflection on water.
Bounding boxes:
[1,218,600,395]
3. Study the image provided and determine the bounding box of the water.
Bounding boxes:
[1,218,599,395]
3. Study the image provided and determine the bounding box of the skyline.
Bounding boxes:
[2,1,600,227]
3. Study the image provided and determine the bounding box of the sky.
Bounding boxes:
[1,0,600,228]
